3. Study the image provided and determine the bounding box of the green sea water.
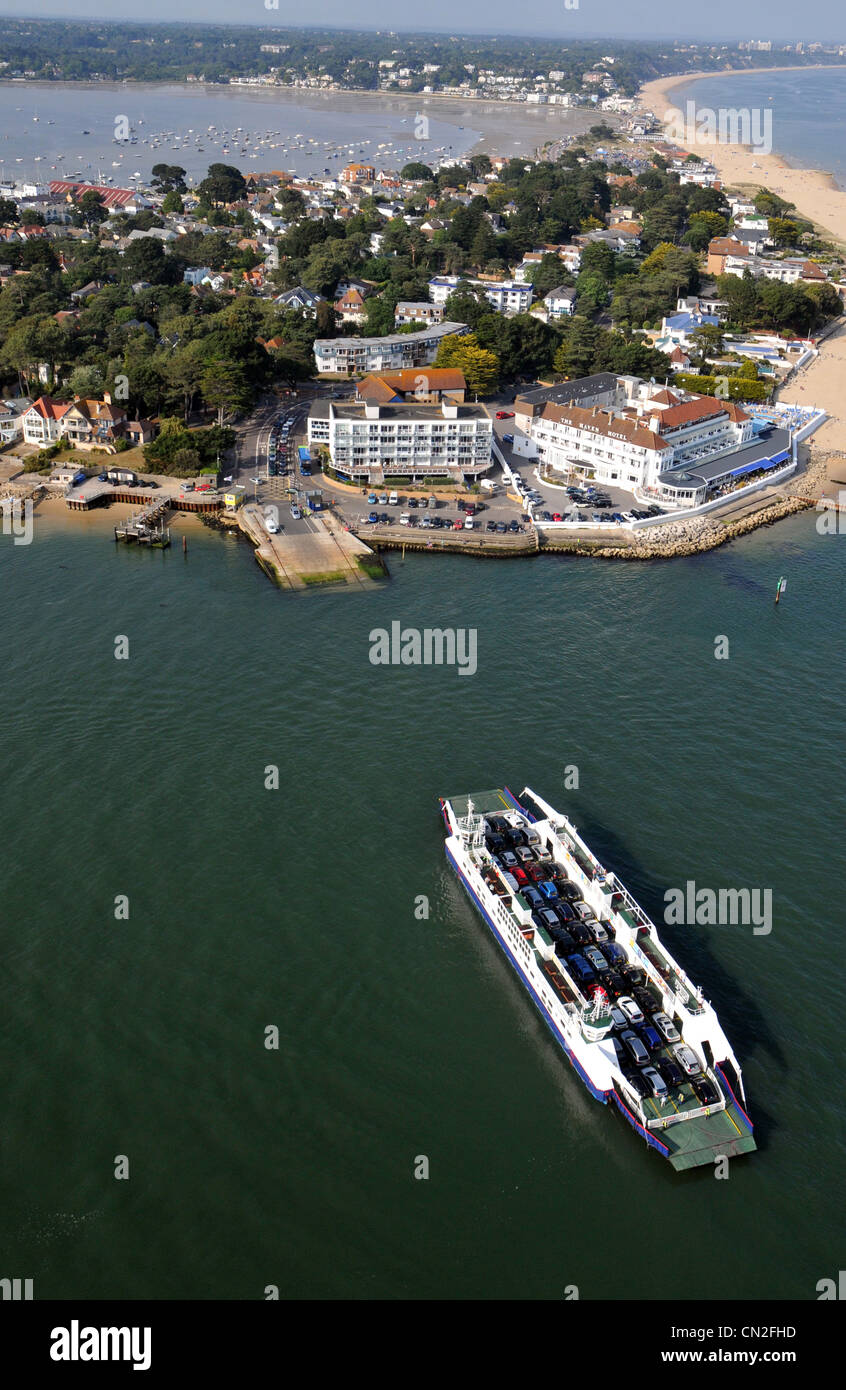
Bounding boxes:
[1,509,843,1300]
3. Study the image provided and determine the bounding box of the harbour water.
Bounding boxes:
[671,67,846,189]
[0,80,584,188]
[1,510,843,1298]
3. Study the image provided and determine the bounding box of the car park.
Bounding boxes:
[617,996,644,1026]
[653,1013,681,1044]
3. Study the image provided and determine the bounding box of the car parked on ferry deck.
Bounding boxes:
[620,1030,649,1066]
[673,1044,704,1078]
[638,1023,662,1052]
[693,1077,720,1106]
[658,1058,685,1090]
[653,1013,681,1045]
[617,996,645,1026]
[641,1066,668,1099]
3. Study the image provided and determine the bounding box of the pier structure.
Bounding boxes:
[114,496,172,547]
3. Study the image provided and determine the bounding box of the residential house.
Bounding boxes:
[0,396,32,443]
[706,237,751,277]
[543,286,577,319]
[22,395,71,445]
[274,285,326,316]
[334,286,368,324]
[394,301,444,327]
[61,395,128,450]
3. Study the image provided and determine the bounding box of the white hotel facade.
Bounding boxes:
[531,386,755,506]
[308,398,493,483]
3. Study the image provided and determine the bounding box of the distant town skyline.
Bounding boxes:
[0,1,844,45]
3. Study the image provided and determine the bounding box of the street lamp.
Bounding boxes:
[250,476,262,502]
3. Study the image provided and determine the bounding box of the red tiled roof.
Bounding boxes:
[49,181,140,208]
[29,395,71,422]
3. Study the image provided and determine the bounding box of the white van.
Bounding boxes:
[399,512,411,526]
[388,491,398,505]
[480,478,498,493]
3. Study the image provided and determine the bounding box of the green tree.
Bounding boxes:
[434,332,499,395]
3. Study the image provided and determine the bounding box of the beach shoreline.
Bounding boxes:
[636,67,846,245]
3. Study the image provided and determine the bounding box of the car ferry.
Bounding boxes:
[440,786,756,1171]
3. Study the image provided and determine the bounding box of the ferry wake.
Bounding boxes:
[440,786,756,1171]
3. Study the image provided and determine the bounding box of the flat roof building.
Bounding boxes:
[313,321,468,376]
[308,396,492,483]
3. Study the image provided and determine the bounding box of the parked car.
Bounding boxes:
[601,970,626,998]
[495,410,514,419]
[538,880,559,902]
[503,433,514,444]
[568,954,596,987]
[672,1044,703,1078]
[658,1058,685,1090]
[586,921,609,944]
[486,520,497,532]
[693,1077,720,1106]
[584,947,607,974]
[290,505,302,520]
[641,1066,668,1099]
[617,996,645,1026]
[632,985,659,1016]
[601,942,627,968]
[523,887,543,908]
[620,964,645,989]
[653,1013,681,1045]
[639,1023,662,1052]
[621,1030,649,1066]
[622,1068,651,1099]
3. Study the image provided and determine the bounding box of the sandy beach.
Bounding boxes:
[637,68,846,246]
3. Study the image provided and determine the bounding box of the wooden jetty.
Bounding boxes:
[114,496,171,547]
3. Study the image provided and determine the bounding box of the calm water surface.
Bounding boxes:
[0,510,843,1298]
